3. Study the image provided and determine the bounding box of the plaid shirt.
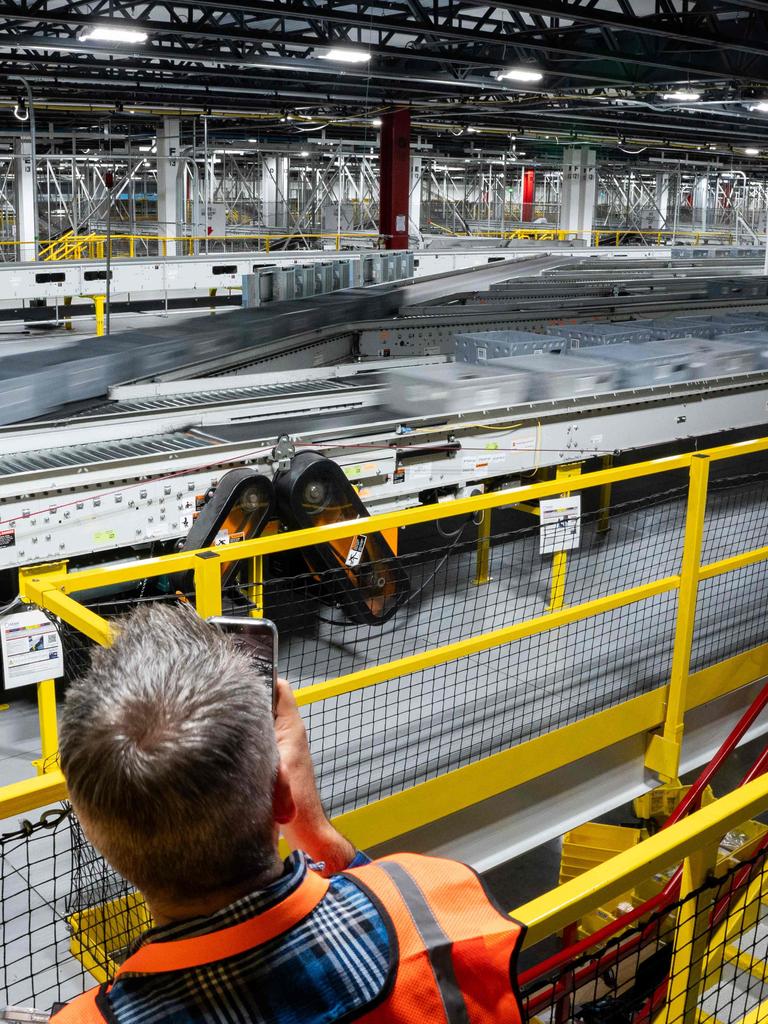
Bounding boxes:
[105,850,390,1024]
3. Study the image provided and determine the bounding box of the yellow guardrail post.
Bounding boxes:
[63,295,73,331]
[547,463,582,613]
[646,454,710,782]
[193,551,223,618]
[663,841,720,1024]
[473,510,492,586]
[34,677,59,775]
[18,562,66,774]
[597,453,614,535]
[249,556,265,616]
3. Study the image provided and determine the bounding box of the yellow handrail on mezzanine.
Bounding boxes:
[10,431,768,854]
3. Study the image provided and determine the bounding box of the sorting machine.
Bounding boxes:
[3,251,768,614]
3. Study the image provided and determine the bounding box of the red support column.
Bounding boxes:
[379,108,411,249]
[522,167,535,223]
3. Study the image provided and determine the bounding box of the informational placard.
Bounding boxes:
[1,610,64,690]
[539,496,582,555]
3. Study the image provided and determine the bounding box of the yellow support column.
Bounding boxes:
[194,551,223,618]
[34,677,59,775]
[597,453,614,535]
[63,295,73,331]
[249,556,264,616]
[92,294,106,337]
[473,510,492,586]
[646,454,710,782]
[664,843,720,1024]
[129,236,135,257]
[209,287,217,314]
[546,464,582,613]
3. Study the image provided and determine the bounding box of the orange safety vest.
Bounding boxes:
[52,852,526,1023]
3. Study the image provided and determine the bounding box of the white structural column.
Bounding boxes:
[560,146,596,244]
[14,138,37,262]
[261,155,289,227]
[156,117,181,256]
[655,172,671,230]
[409,155,422,235]
[694,175,709,233]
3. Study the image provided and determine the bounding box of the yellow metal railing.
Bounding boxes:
[515,772,768,949]
[30,231,382,260]
[8,432,768,852]
[0,227,751,261]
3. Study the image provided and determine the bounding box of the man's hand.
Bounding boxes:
[274,678,357,875]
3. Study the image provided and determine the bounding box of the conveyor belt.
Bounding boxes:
[0,431,211,477]
[102,377,369,415]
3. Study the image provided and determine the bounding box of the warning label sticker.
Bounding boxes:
[0,530,15,548]
[345,535,367,567]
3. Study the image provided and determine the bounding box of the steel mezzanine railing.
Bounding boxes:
[8,433,768,835]
[3,434,768,1006]
[515,769,768,1024]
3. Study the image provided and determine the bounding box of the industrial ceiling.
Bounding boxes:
[1,0,768,159]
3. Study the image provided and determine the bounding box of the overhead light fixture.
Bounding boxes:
[662,90,701,101]
[300,150,309,157]
[320,47,370,63]
[371,117,382,127]
[497,68,543,83]
[81,25,148,43]
[751,103,768,112]
[745,147,760,155]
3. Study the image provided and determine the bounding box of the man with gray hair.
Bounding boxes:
[53,602,525,1024]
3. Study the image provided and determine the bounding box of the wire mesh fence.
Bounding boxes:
[0,804,140,1012]
[53,471,768,819]
[4,465,768,1008]
[521,837,768,1024]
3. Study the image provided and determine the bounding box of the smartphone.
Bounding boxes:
[208,616,278,712]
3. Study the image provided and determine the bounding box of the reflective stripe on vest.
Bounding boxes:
[51,853,525,1024]
[345,853,526,1024]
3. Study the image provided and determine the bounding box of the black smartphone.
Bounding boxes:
[208,616,278,712]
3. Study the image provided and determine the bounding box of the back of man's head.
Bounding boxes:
[59,602,278,903]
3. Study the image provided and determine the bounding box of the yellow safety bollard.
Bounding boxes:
[92,294,106,337]
[63,295,73,331]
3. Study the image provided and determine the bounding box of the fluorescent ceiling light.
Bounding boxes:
[371,117,382,127]
[497,68,543,83]
[662,90,701,101]
[752,103,768,112]
[745,147,760,155]
[320,47,370,63]
[81,25,148,43]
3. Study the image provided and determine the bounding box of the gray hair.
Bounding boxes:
[59,602,279,902]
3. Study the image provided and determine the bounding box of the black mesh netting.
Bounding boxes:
[521,837,768,1024]
[0,804,141,1012]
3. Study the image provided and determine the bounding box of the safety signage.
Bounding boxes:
[1,610,64,689]
[539,496,581,554]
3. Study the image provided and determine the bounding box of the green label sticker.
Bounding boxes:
[485,442,500,450]
[94,529,117,543]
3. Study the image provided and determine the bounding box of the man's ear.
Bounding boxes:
[273,761,297,826]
